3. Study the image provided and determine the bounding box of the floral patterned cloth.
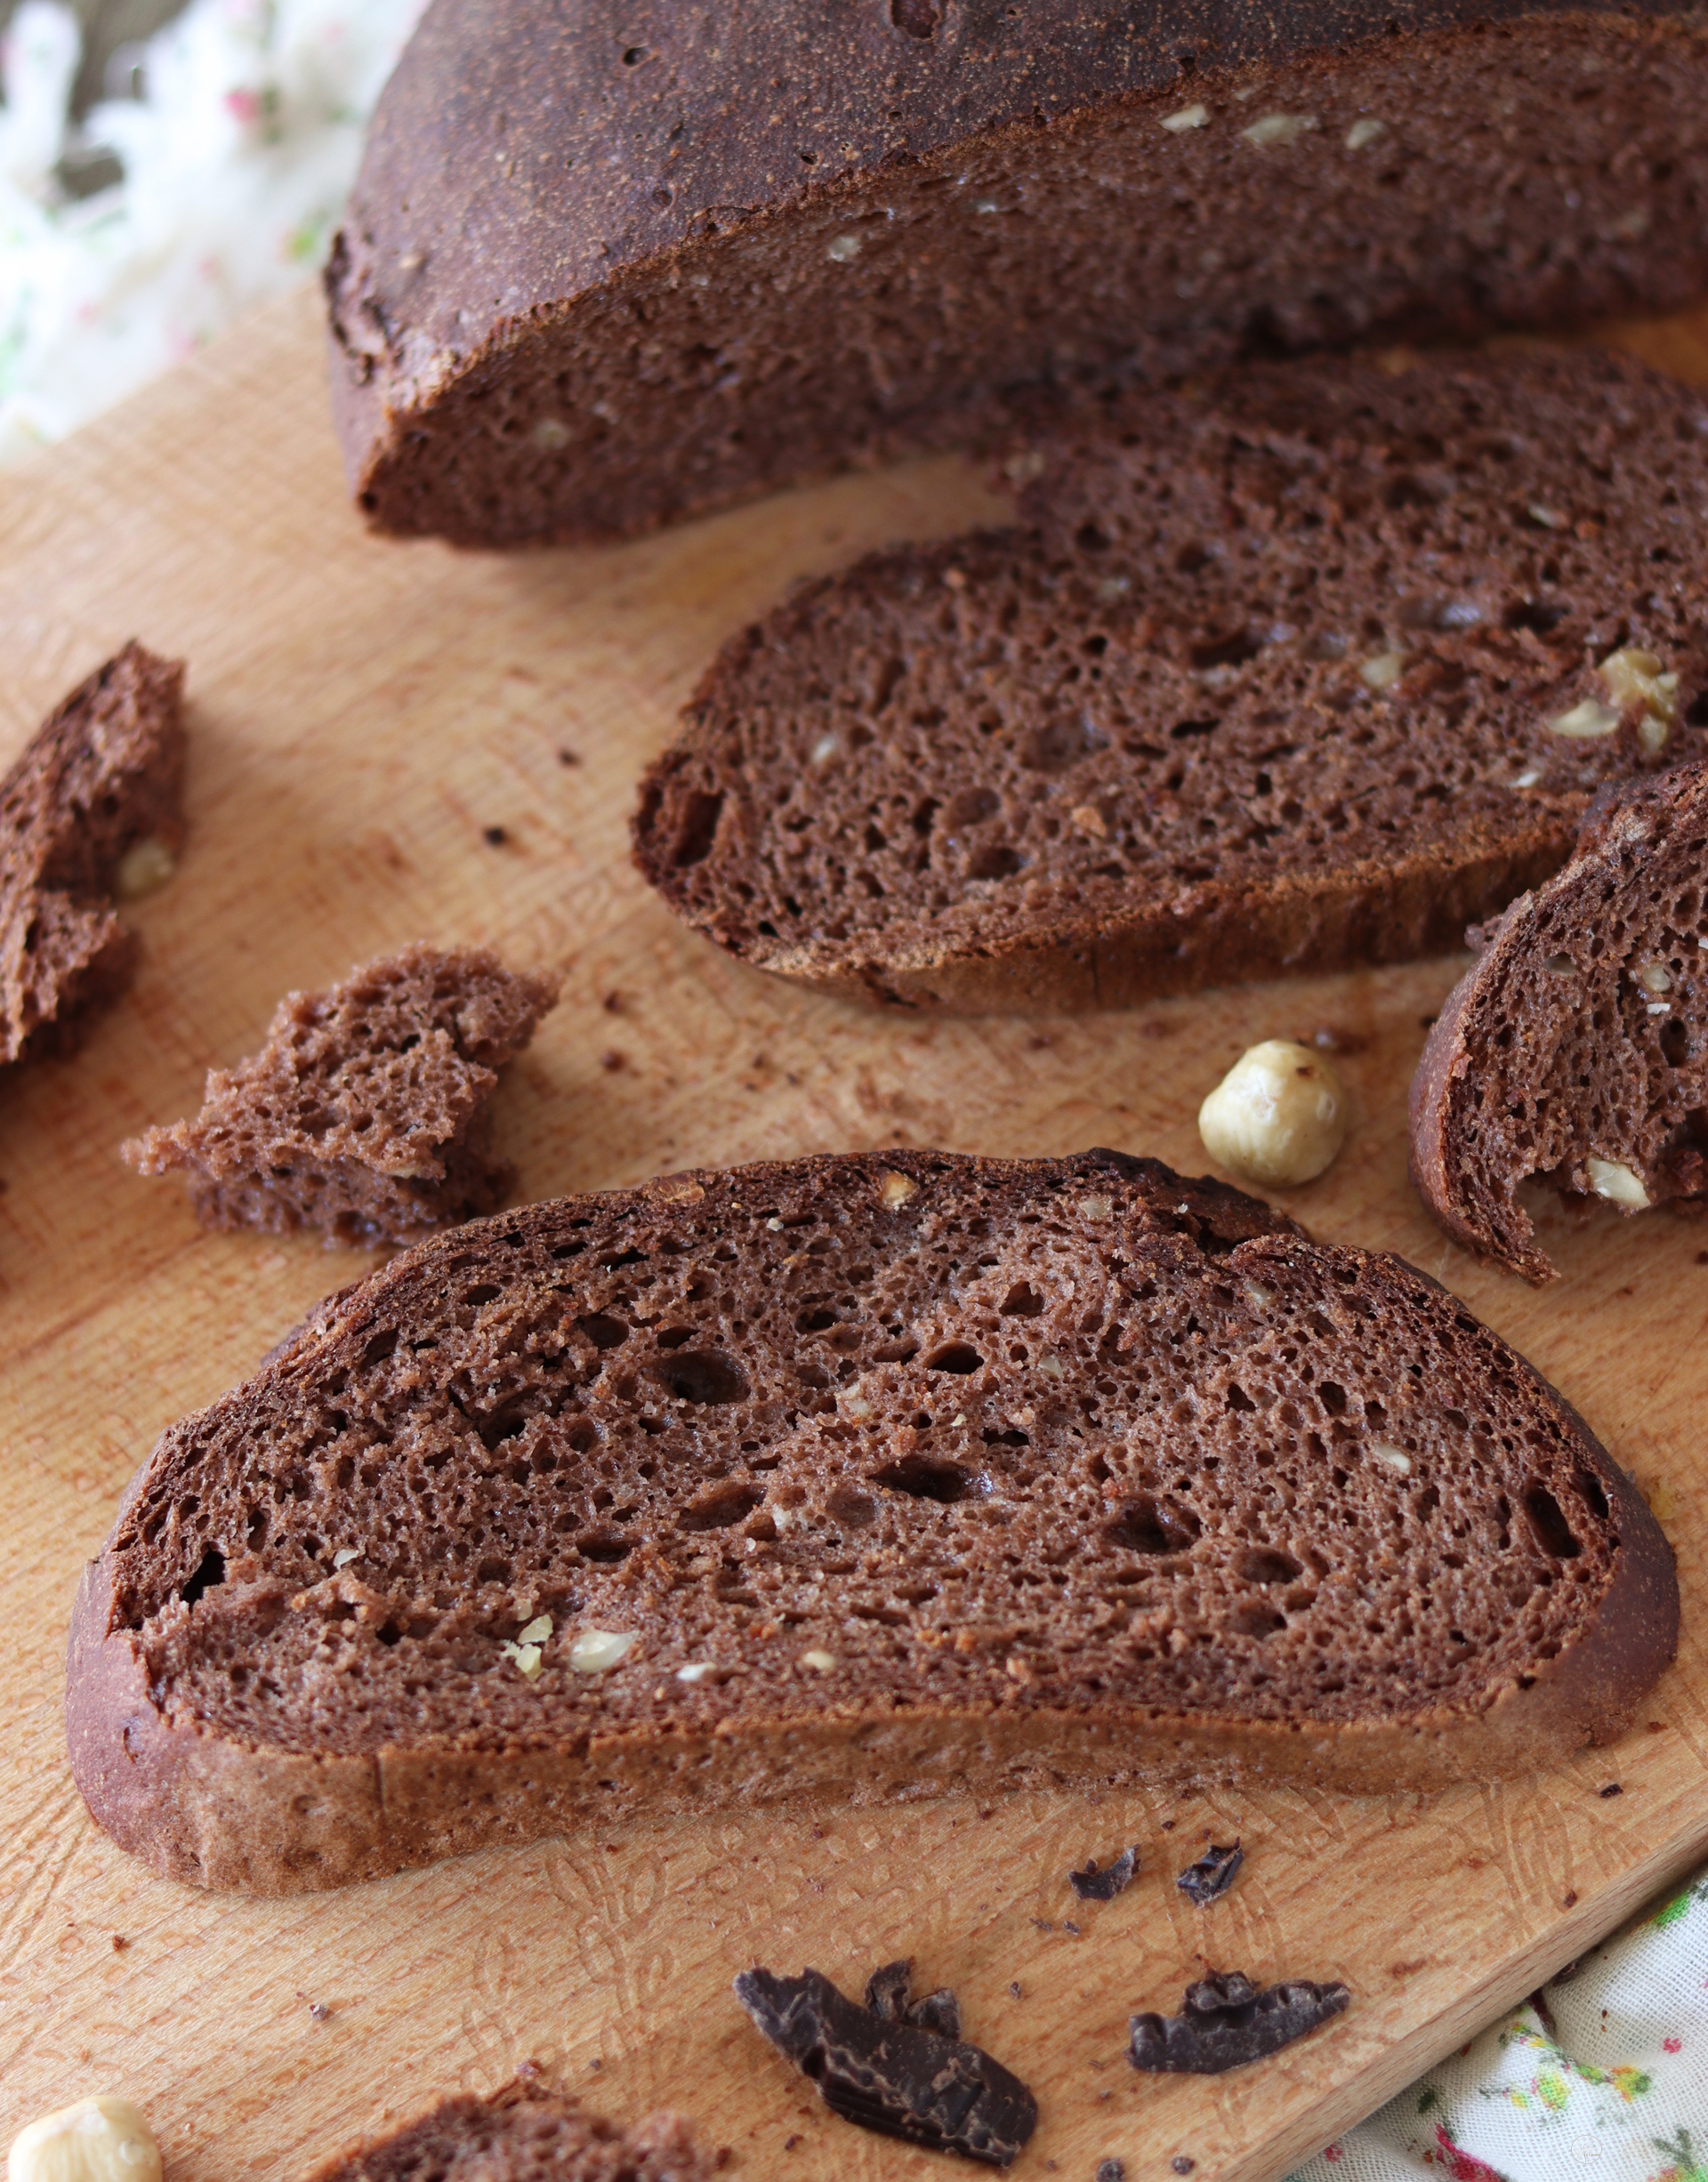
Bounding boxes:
[0,0,425,463]
[1292,1864,1708,2182]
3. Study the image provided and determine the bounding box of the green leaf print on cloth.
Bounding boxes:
[1288,1856,1708,2182]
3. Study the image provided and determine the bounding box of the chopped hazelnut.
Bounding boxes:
[1358,650,1406,692]
[569,1627,636,1675]
[827,234,860,262]
[879,1170,918,1208]
[1368,1441,1413,1475]
[801,1648,837,1672]
[112,838,176,901]
[1242,113,1318,148]
[1344,117,1385,149]
[1161,102,1209,132]
[1598,647,1679,756]
[1588,1158,1650,1210]
[1548,698,1620,740]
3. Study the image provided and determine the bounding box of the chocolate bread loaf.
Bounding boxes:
[1,640,185,1064]
[635,349,1708,1011]
[307,2085,713,2182]
[120,944,559,1247]
[67,1150,1675,1894]
[327,0,1708,545]
[1411,761,1708,1280]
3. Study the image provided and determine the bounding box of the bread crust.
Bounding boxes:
[66,1154,1678,1895]
[326,1,1708,544]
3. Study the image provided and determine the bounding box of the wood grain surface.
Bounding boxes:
[4,285,1708,2182]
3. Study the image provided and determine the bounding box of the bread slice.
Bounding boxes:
[1410,762,1708,1280]
[327,0,1708,544]
[67,1148,1674,1894]
[634,350,1708,1012]
[306,2083,713,2182]
[120,944,559,1247]
[1,640,185,1063]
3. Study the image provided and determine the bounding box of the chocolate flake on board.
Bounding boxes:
[865,1958,962,2039]
[1128,1969,1349,2075]
[1068,1845,1138,1902]
[735,1964,1037,2167]
[1175,1840,1244,1906]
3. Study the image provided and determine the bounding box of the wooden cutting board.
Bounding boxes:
[4,286,1708,2182]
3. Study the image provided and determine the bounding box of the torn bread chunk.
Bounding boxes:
[1412,761,1708,1280]
[1,640,185,1063]
[121,943,558,1246]
[305,2082,715,2182]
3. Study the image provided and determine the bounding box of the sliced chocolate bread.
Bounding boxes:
[635,350,1708,1011]
[1,640,185,1063]
[329,0,1708,545]
[121,944,559,1247]
[307,2084,713,2182]
[1411,761,1708,1280]
[67,1149,1675,1894]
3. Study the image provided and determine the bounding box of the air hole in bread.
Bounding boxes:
[577,1531,632,1563]
[679,1482,764,1532]
[576,1314,629,1349]
[872,1455,981,1503]
[1104,1494,1200,1556]
[1238,1548,1303,1587]
[672,791,722,867]
[650,1351,751,1405]
[923,1341,983,1374]
[1523,1482,1582,1560]
[180,1548,225,1607]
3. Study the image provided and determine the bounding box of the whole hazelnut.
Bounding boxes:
[1198,1040,1349,1188]
[7,2097,161,2182]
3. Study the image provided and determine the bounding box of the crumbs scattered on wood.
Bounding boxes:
[1599,1783,1623,1798]
[1069,1845,1138,1902]
[1096,2162,1125,2182]
[1008,1982,1022,2000]
[1129,1969,1349,2075]
[734,1963,1036,2168]
[1562,1890,1579,1909]
[483,825,509,846]
[1172,2161,1197,2176]
[111,1934,127,1952]
[1176,1840,1243,1907]
[600,1049,625,1071]
[1062,1920,1081,1936]
[558,748,581,766]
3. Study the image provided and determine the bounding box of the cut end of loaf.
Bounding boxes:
[67,1151,1675,1890]
[119,942,560,1248]
[330,4,1708,545]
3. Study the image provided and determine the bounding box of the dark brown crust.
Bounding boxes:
[65,1152,1677,1895]
[0,641,186,1065]
[1410,761,1708,1278]
[327,0,1708,545]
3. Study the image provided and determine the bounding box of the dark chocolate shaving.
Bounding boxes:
[864,1959,961,2039]
[1068,1846,1138,1902]
[1175,1840,1244,1906]
[735,1965,1036,2167]
[1128,1969,1349,2075]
